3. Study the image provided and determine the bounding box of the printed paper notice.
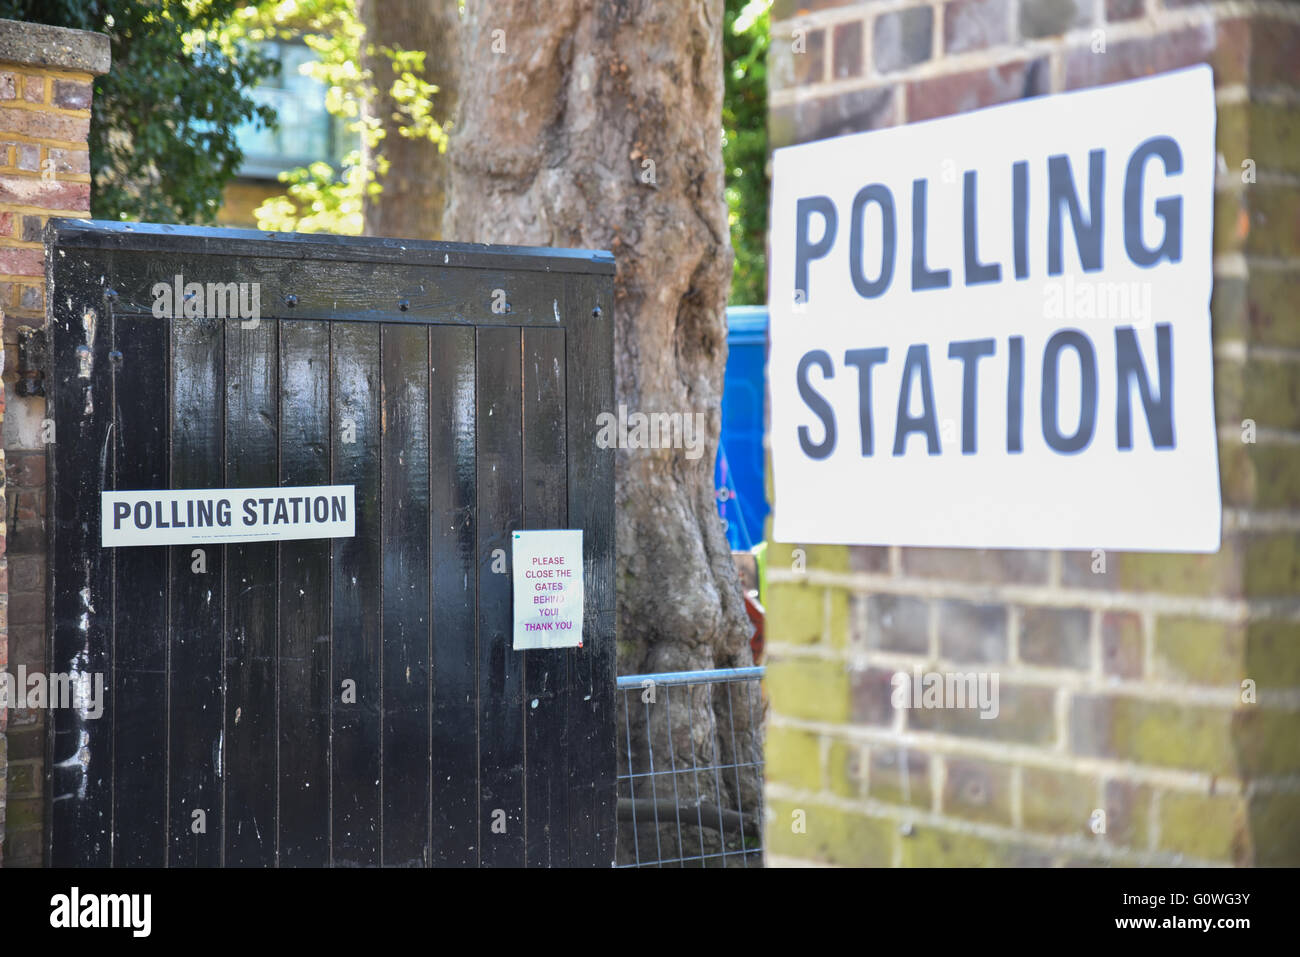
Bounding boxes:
[102,485,355,547]
[768,66,1220,551]
[512,529,584,650]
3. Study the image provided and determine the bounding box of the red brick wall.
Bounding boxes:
[0,17,108,868]
[764,0,1300,866]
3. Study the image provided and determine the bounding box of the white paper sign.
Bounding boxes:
[512,529,584,650]
[101,485,355,547]
[769,66,1220,551]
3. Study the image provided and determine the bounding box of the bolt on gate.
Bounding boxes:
[44,220,616,867]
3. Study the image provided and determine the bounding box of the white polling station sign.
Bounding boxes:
[512,529,584,650]
[768,66,1220,551]
[101,485,355,547]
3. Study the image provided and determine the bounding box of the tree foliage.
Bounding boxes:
[9,0,448,232]
[230,0,449,234]
[1,0,278,223]
[722,0,770,306]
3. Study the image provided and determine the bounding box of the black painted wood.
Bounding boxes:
[48,218,615,276]
[522,326,569,868]
[277,320,332,866]
[47,251,115,866]
[565,275,617,868]
[476,325,525,866]
[428,324,478,866]
[111,311,170,866]
[168,312,225,866]
[224,315,280,866]
[46,221,616,868]
[74,251,574,329]
[381,322,432,866]
[330,321,383,867]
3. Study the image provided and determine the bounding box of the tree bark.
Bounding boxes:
[358,0,459,239]
[449,0,761,865]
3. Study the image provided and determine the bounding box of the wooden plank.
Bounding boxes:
[475,325,525,866]
[168,311,225,866]
[428,324,478,866]
[522,326,569,868]
[277,320,332,866]
[47,254,115,866]
[564,275,617,867]
[224,315,279,866]
[380,322,432,866]
[100,257,571,331]
[330,320,382,867]
[110,311,170,865]
[48,219,614,278]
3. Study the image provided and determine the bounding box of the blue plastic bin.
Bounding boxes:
[716,306,769,550]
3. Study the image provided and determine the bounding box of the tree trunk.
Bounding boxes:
[358,0,459,239]
[448,0,761,865]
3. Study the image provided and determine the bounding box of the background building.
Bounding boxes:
[216,38,353,228]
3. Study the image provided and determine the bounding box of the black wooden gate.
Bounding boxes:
[44,220,616,867]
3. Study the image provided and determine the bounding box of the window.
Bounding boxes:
[233,41,354,180]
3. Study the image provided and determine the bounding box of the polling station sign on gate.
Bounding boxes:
[101,485,356,547]
[769,66,1221,552]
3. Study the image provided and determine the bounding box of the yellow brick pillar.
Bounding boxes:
[0,16,109,868]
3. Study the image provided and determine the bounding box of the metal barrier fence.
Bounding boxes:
[615,666,766,867]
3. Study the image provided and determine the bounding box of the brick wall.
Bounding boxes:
[764,0,1300,866]
[0,18,108,868]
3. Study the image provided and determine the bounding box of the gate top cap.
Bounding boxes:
[46,218,616,277]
